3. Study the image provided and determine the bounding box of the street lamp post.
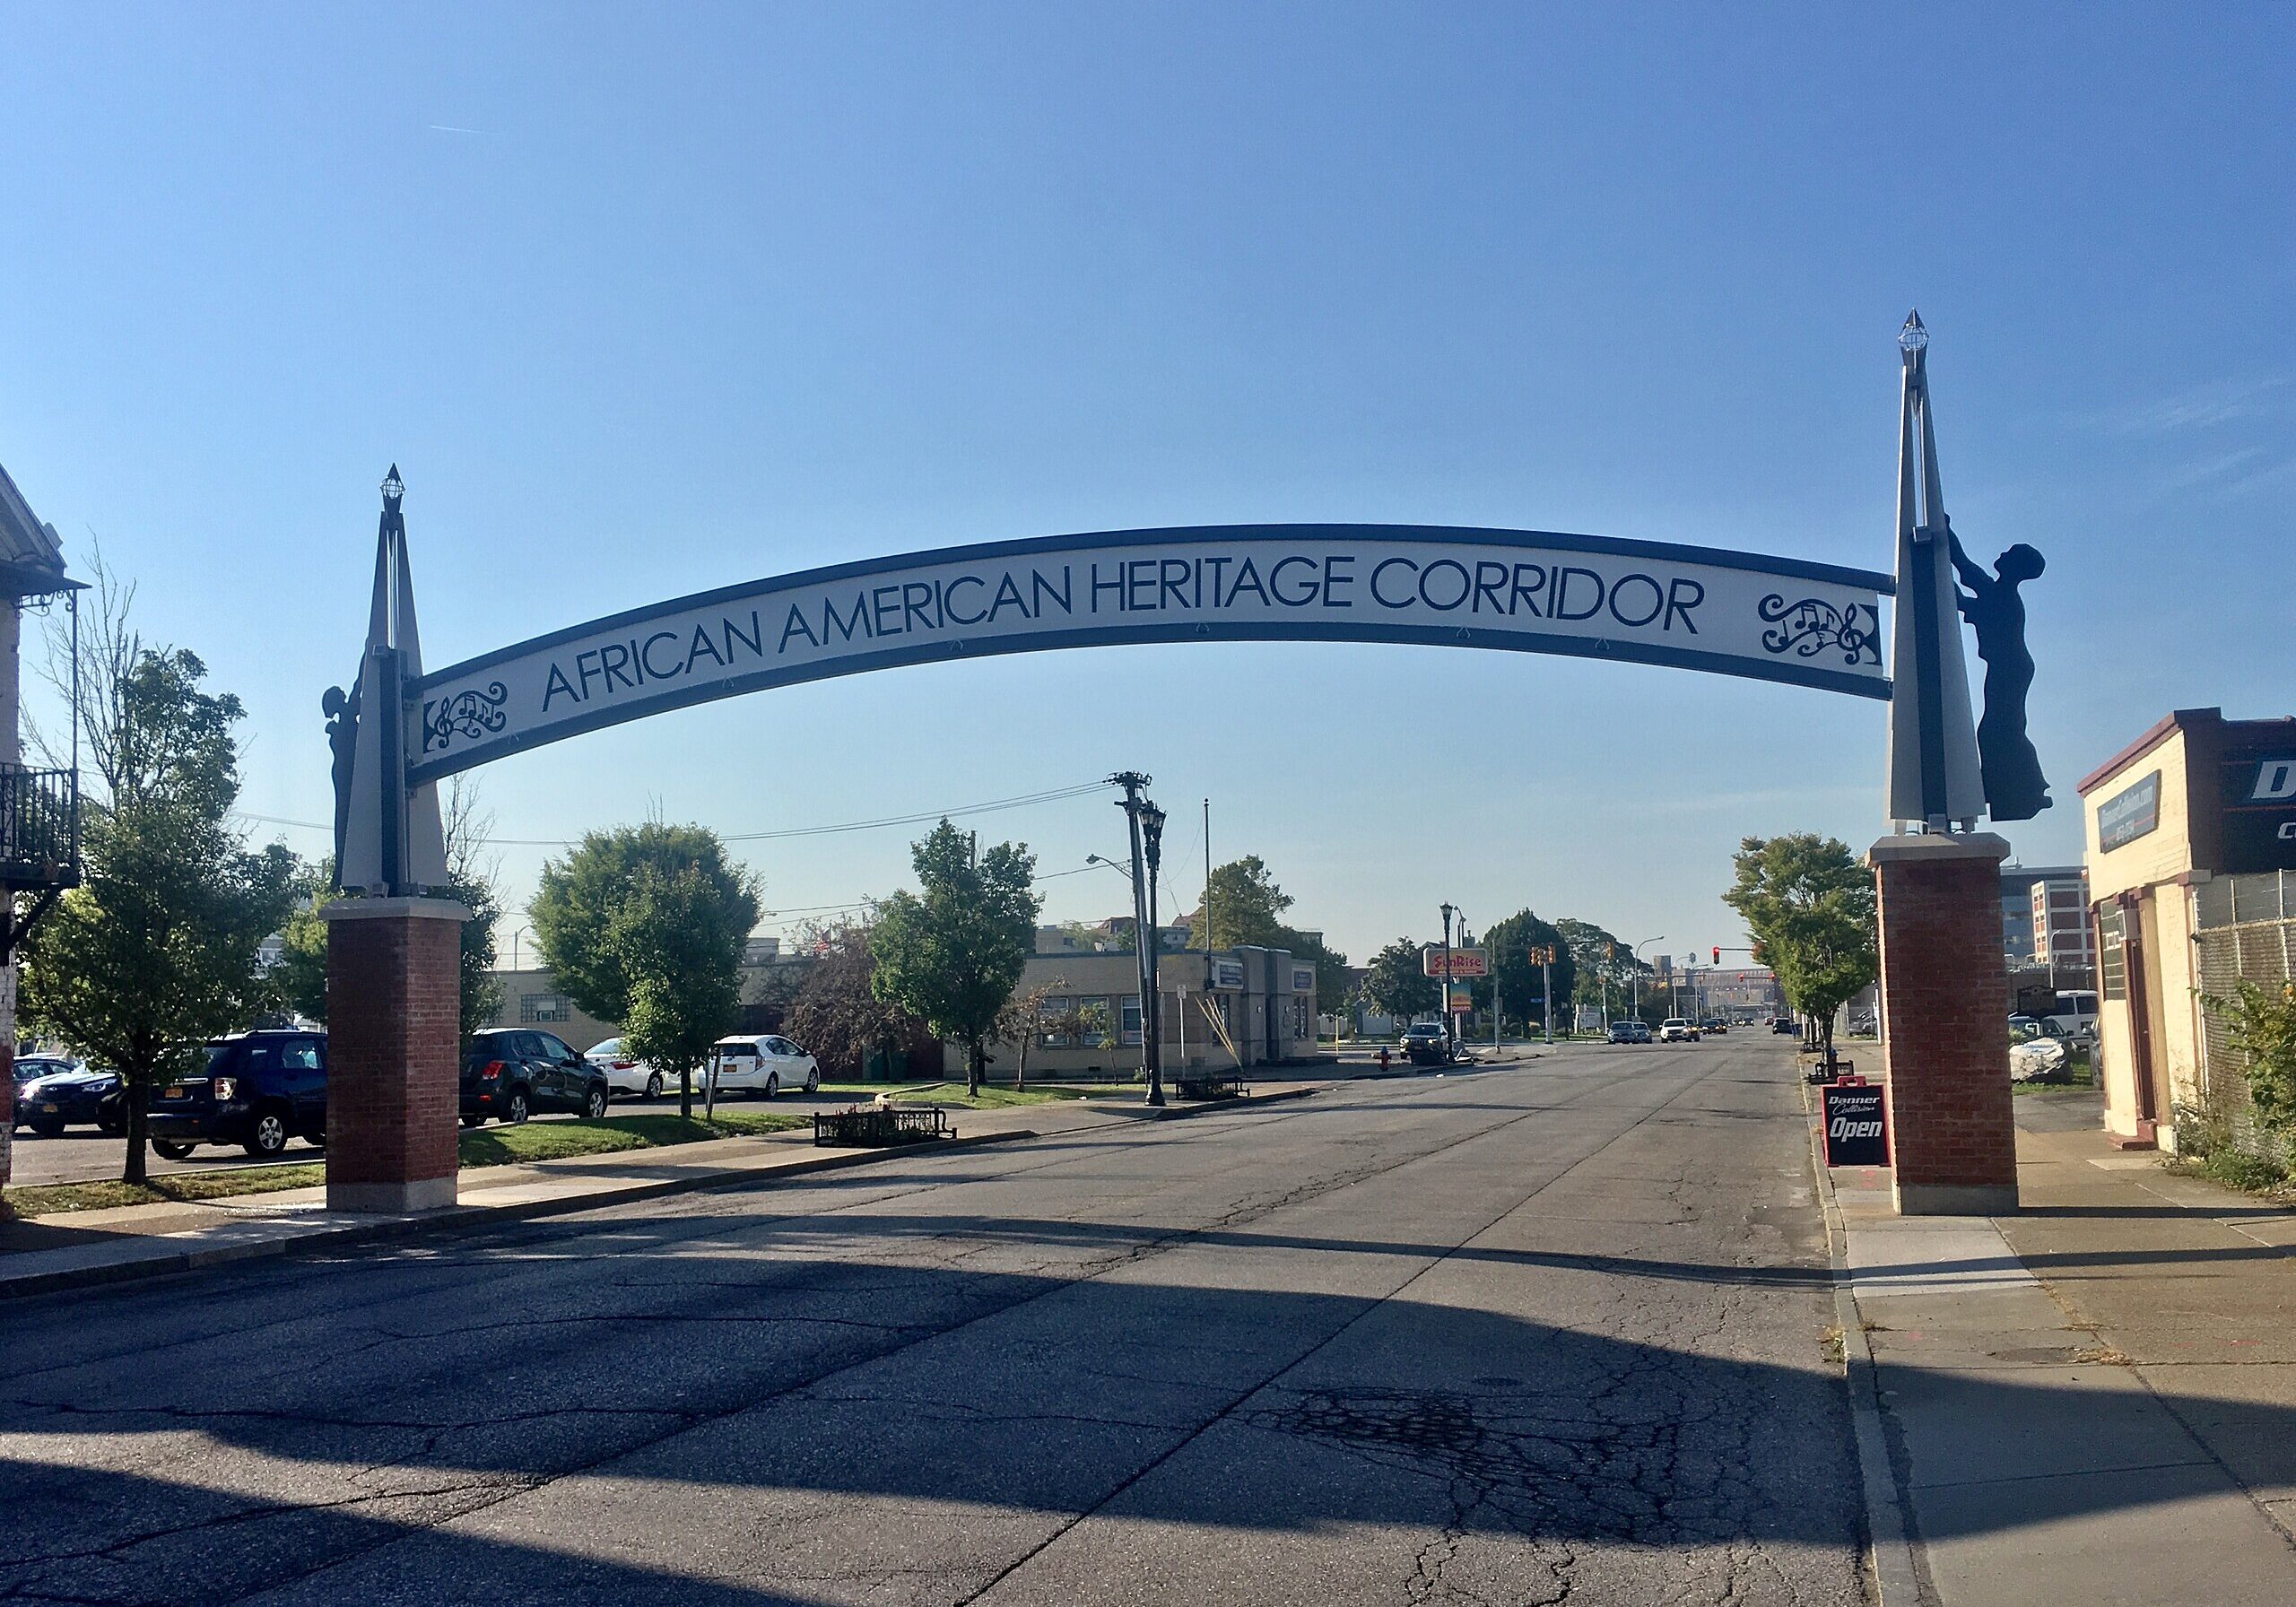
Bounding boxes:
[1632,936,1665,1025]
[1109,771,1164,1107]
[1439,901,1457,1061]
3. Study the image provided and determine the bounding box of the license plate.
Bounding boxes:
[39,1102,58,1114]
[164,1085,187,1099]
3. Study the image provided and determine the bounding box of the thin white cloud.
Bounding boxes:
[427,123,494,136]
[2080,376,2288,437]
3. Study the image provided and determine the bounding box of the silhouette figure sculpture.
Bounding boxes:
[323,682,361,877]
[1948,526,2051,821]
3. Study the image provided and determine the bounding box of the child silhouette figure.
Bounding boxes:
[1948,525,2050,821]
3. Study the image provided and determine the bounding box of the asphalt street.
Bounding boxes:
[0,1038,1863,1606]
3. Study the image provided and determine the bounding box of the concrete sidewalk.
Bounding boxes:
[1816,1088,2296,1605]
[0,1081,1326,1299]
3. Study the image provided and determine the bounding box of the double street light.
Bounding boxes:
[1109,772,1166,1107]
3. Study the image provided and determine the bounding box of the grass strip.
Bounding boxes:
[4,1109,813,1220]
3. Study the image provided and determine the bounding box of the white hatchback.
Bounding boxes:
[708,1034,821,1099]
[584,1038,663,1100]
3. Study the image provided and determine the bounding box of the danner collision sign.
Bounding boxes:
[1821,1082,1889,1168]
[2222,754,2296,872]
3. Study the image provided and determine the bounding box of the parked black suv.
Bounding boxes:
[148,1031,328,1160]
[462,1028,611,1126]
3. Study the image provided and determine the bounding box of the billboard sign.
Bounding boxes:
[1447,982,1474,1014]
[2097,769,2161,852]
[1423,946,1490,978]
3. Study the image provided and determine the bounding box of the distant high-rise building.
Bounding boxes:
[1998,864,2083,969]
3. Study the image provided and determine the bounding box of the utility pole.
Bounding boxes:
[1109,771,1164,1107]
[1142,799,1166,1099]
[1439,901,1457,1062]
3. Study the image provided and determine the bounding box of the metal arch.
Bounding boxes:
[404,522,1894,786]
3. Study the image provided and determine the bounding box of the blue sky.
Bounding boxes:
[3,4,2290,968]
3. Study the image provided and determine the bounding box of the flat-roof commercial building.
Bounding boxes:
[2081,708,2296,1153]
[1998,865,2083,970]
[958,943,1319,1081]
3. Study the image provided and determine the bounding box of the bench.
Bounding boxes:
[1174,1072,1246,1101]
[813,1106,954,1148]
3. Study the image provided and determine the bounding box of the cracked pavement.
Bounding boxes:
[0,1040,1864,1605]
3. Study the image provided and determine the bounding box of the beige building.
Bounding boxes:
[961,944,1318,1081]
[2081,708,2296,1151]
[487,949,810,1054]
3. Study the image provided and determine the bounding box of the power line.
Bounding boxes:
[230,779,1110,850]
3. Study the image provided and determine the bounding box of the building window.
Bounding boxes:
[1038,996,1074,1048]
[1120,999,1142,1047]
[520,993,570,1023]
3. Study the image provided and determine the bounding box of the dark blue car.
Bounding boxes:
[15,1059,125,1136]
[148,1030,328,1160]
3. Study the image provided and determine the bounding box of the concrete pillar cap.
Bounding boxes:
[319,895,474,924]
[1866,832,2013,868]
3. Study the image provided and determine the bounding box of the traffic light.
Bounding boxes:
[1712,946,1721,964]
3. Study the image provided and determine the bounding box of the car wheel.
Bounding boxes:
[99,1110,126,1137]
[243,1108,290,1160]
[584,1083,608,1120]
[507,1088,530,1125]
[461,1112,484,1128]
[645,1072,664,1099]
[804,1068,819,1094]
[152,1139,197,1160]
[763,1073,779,1099]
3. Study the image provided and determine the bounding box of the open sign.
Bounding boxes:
[1821,1082,1890,1167]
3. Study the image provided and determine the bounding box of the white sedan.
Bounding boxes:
[2008,1023,2070,1082]
[583,1038,664,1100]
[708,1034,821,1099]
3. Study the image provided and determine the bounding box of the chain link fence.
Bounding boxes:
[2193,870,2296,1166]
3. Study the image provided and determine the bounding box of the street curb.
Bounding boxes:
[1797,1077,1926,1607]
[0,1085,1329,1303]
[0,1129,1037,1303]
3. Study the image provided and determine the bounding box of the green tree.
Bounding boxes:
[611,859,757,1118]
[2201,979,2296,1140]
[530,822,760,1116]
[784,921,927,1081]
[1723,833,1876,1064]
[1203,855,1292,950]
[1553,916,1649,1019]
[1364,936,1439,1027]
[270,856,332,1025]
[21,648,296,1183]
[872,820,1041,1096]
[1474,910,1578,1033]
[1281,928,1352,1016]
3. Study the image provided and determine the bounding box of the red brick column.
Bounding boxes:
[1869,833,2016,1215]
[321,897,468,1213]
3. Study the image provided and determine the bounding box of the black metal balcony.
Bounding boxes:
[0,765,81,890]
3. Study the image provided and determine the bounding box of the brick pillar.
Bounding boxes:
[321,896,469,1213]
[1870,833,2016,1215]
